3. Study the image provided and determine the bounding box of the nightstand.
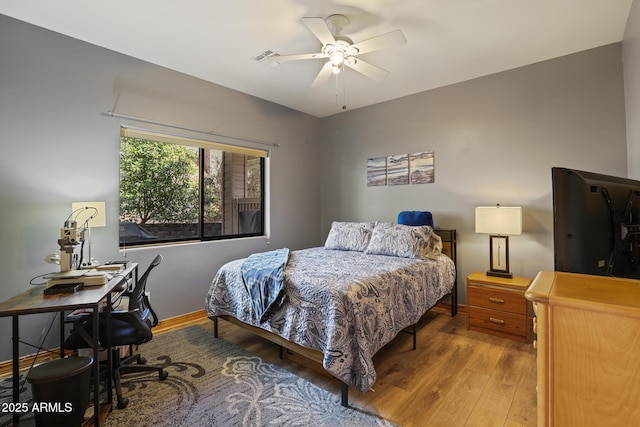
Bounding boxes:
[466,272,533,343]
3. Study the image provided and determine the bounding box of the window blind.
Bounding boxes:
[120,126,269,158]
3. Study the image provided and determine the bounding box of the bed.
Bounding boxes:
[205,216,457,405]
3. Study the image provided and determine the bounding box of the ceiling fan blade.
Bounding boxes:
[346,58,390,81]
[302,17,336,46]
[311,61,334,87]
[264,53,326,65]
[350,29,407,55]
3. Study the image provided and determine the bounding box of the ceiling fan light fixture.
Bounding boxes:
[330,50,345,66]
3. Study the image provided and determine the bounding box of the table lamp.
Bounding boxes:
[475,204,522,278]
[72,201,106,268]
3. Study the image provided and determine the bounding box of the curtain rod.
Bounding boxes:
[102,110,280,148]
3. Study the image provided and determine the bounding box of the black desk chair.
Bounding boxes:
[64,254,168,409]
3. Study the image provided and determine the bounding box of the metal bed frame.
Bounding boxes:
[212,228,457,407]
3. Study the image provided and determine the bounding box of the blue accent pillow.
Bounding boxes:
[398,211,434,228]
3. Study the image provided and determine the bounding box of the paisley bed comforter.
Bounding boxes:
[205,246,456,392]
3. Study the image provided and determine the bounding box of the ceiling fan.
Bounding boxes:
[264,14,407,87]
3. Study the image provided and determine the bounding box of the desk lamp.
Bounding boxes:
[475,204,522,278]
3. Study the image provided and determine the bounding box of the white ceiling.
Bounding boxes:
[1,0,634,118]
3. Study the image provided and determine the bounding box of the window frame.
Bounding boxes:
[119,126,267,247]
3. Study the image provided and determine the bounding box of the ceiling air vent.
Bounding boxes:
[251,50,281,67]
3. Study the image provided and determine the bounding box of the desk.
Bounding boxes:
[0,263,138,426]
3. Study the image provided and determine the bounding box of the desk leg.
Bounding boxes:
[106,293,113,407]
[92,308,101,427]
[12,315,19,425]
[59,310,65,358]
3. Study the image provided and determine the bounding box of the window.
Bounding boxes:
[119,127,266,246]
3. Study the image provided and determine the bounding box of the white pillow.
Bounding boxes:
[365,222,437,259]
[324,221,375,252]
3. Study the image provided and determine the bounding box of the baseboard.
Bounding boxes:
[0,309,209,378]
[154,309,208,334]
[431,301,466,315]
[0,350,67,379]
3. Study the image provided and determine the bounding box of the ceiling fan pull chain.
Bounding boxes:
[334,70,339,113]
[342,63,347,111]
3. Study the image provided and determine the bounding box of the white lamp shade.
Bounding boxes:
[475,206,522,235]
[71,202,106,227]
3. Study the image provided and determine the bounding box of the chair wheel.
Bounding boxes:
[159,370,168,381]
[137,356,147,365]
[117,397,129,409]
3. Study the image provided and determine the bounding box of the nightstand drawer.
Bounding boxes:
[467,284,526,315]
[468,306,528,337]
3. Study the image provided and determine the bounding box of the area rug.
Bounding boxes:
[0,325,395,427]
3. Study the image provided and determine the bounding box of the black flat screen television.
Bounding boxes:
[552,167,640,279]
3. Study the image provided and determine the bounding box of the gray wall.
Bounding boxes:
[320,44,628,302]
[624,0,640,179]
[0,15,321,360]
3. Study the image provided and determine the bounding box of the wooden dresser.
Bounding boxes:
[466,272,532,343]
[526,271,640,427]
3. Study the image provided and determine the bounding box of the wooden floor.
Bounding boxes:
[188,310,537,427]
[1,309,536,426]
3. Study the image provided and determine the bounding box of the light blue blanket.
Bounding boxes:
[240,248,290,322]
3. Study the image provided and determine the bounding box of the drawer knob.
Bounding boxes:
[489,317,505,324]
[489,297,505,304]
